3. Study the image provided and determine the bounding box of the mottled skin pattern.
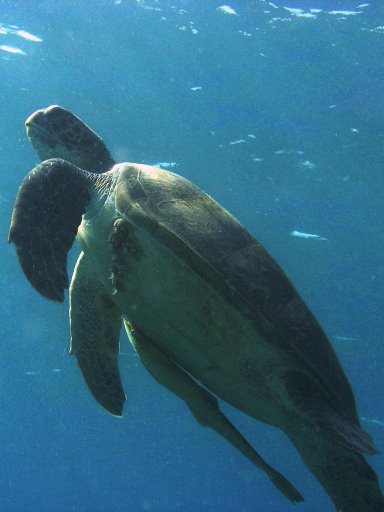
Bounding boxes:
[25,105,115,173]
[8,106,384,511]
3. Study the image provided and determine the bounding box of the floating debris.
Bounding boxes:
[217,5,238,16]
[290,230,328,241]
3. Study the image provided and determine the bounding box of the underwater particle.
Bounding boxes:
[350,128,359,133]
[0,193,10,203]
[15,30,42,42]
[248,134,256,139]
[229,139,246,145]
[334,335,359,341]
[153,162,178,169]
[217,5,238,16]
[191,86,202,91]
[298,159,316,170]
[290,230,328,241]
[0,45,26,55]
[361,417,384,427]
[357,3,369,7]
[239,30,252,37]
[252,157,264,162]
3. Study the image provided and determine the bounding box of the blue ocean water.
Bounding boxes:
[1,0,383,510]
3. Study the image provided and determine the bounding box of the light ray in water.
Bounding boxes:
[0,45,26,55]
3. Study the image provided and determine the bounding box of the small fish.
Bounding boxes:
[290,230,328,241]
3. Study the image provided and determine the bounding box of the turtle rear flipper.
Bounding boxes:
[281,370,377,455]
[9,158,91,301]
[124,321,303,504]
[287,427,384,512]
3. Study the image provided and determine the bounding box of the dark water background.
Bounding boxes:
[1,1,383,510]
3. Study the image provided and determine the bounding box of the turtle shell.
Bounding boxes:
[113,163,358,425]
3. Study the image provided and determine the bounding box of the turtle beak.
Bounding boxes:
[25,108,53,140]
[25,109,44,136]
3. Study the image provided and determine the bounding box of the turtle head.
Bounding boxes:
[25,105,116,173]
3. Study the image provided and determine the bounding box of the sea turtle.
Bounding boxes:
[9,105,384,511]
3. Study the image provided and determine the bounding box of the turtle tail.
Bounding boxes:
[9,158,92,302]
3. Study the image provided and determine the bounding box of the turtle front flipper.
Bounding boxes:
[9,158,92,301]
[124,321,303,505]
[70,252,126,417]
